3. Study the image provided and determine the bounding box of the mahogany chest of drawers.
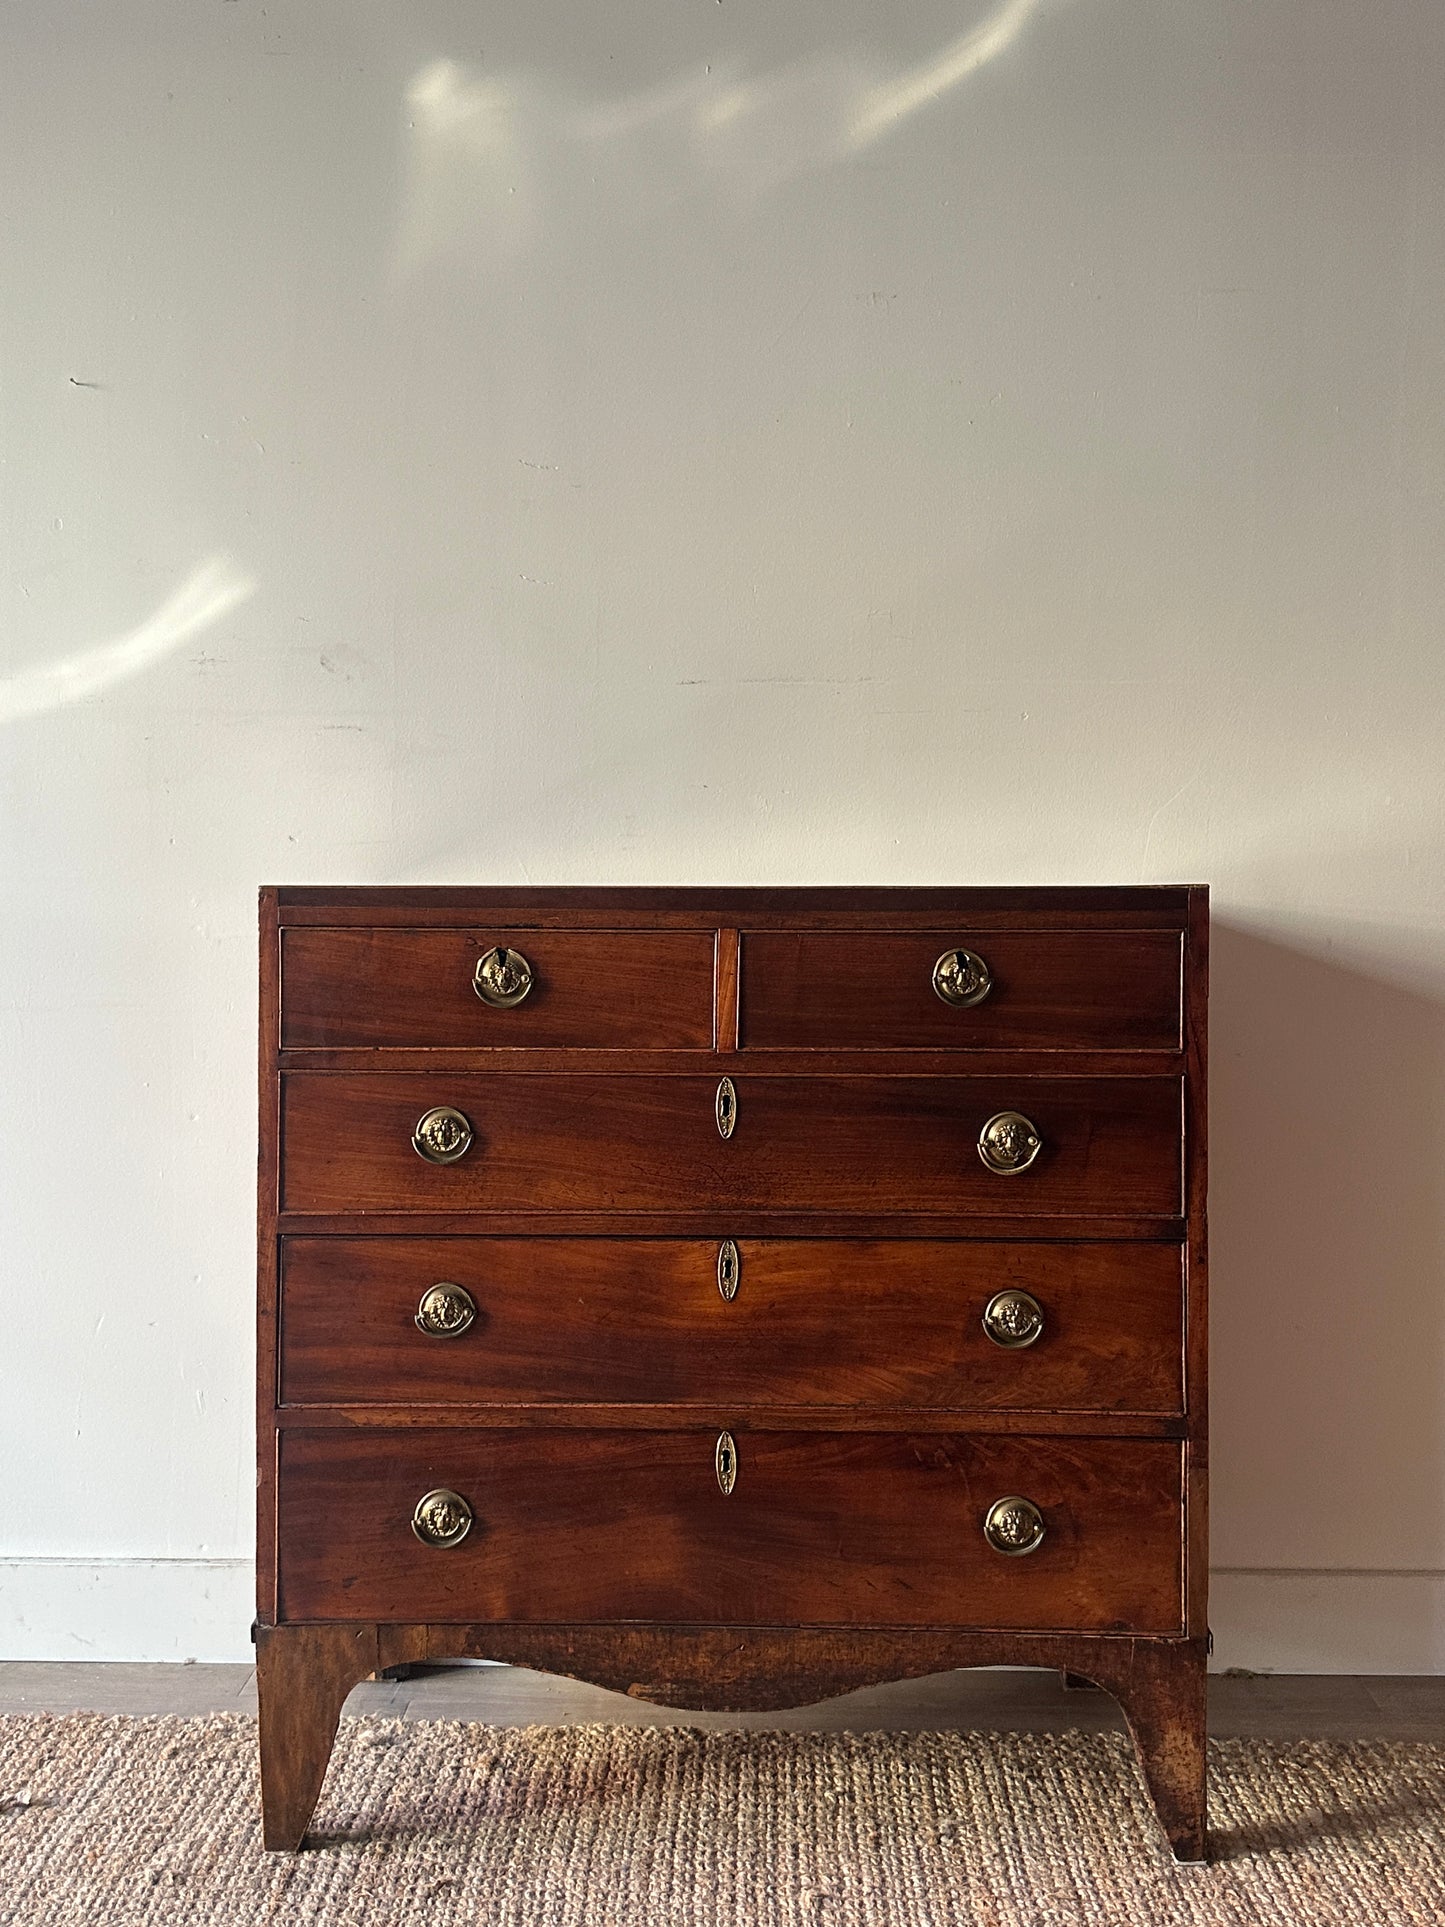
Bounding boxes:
[256,886,1209,1859]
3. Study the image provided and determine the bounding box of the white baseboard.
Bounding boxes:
[2,1560,1442,1671]
[1208,1569,1445,1674]
[0,1559,255,1663]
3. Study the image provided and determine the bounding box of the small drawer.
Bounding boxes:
[739,930,1182,1051]
[280,928,717,1050]
[278,1073,1183,1217]
[277,1427,1184,1631]
[279,1237,1184,1414]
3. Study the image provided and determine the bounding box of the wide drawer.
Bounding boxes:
[278,1074,1182,1216]
[279,1238,1184,1413]
[740,929,1182,1051]
[276,1428,1184,1631]
[280,928,717,1049]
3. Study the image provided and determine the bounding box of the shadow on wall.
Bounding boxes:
[1209,923,1445,1662]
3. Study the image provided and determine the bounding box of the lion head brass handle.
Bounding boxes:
[412,1487,473,1548]
[933,947,992,1008]
[982,1289,1044,1349]
[715,1430,738,1495]
[412,1105,473,1164]
[715,1076,737,1140]
[415,1282,477,1338]
[977,1110,1042,1175]
[983,1496,1046,1557]
[473,945,533,1008]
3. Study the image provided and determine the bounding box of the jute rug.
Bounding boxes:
[2,1714,1444,1925]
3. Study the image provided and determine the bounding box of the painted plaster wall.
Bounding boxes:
[2,0,1443,1665]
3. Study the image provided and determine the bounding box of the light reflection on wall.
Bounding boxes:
[396,0,1057,270]
[1,557,255,724]
[849,0,1047,149]
[398,58,531,272]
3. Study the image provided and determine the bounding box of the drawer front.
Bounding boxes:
[279,1074,1182,1216]
[740,930,1182,1051]
[280,928,717,1049]
[277,1428,1184,1631]
[280,1238,1184,1413]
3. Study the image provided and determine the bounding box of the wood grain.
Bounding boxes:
[272,884,1195,923]
[257,883,1209,1863]
[275,1210,1185,1241]
[276,1427,1184,1632]
[278,1073,1184,1217]
[1183,884,1210,1639]
[274,1406,1186,1436]
[255,1622,1207,1858]
[279,1236,1184,1414]
[255,1622,379,1850]
[714,928,740,1052]
[281,927,716,1050]
[740,929,1182,1051]
[257,889,281,1624]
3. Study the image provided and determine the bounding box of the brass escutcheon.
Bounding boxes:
[412,1487,474,1547]
[715,1076,737,1140]
[977,1110,1042,1175]
[717,1239,740,1302]
[933,947,992,1008]
[715,1430,738,1496]
[415,1282,478,1338]
[473,945,533,1008]
[982,1288,1044,1350]
[412,1105,474,1164]
[982,1495,1046,1556]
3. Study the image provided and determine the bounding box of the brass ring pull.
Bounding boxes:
[715,1076,737,1140]
[715,1430,738,1495]
[933,947,992,1008]
[415,1283,477,1338]
[473,945,533,1008]
[411,1487,473,1548]
[977,1110,1042,1176]
[983,1496,1046,1556]
[412,1105,473,1164]
[982,1289,1044,1350]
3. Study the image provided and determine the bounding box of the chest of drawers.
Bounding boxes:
[256,886,1208,1859]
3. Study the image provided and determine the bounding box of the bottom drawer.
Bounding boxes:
[277,1429,1183,1633]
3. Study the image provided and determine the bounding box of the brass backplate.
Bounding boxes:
[976,1110,1042,1175]
[411,1487,474,1548]
[982,1495,1046,1556]
[981,1288,1044,1349]
[415,1282,478,1338]
[932,946,992,1008]
[412,1105,474,1165]
[473,945,533,1008]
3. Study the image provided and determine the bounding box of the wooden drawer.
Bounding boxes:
[276,1428,1184,1631]
[279,1238,1184,1413]
[740,930,1182,1051]
[278,1074,1182,1217]
[280,928,717,1049]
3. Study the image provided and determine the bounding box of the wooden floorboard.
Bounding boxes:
[0,1663,1439,1739]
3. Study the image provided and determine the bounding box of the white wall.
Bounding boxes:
[2,0,1443,1669]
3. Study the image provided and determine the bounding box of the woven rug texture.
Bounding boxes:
[2,1713,1444,1926]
